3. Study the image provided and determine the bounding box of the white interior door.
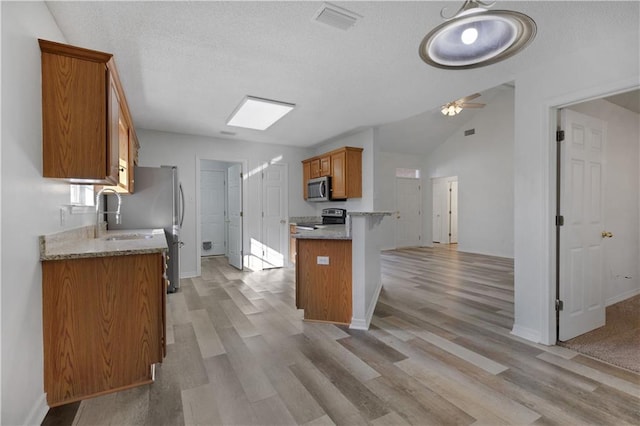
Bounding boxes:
[432,176,458,244]
[200,169,226,256]
[559,109,607,341]
[262,163,287,269]
[395,177,422,248]
[227,164,243,270]
[432,179,445,243]
[449,181,458,244]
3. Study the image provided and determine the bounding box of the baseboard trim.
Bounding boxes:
[606,288,640,307]
[511,324,541,344]
[349,280,383,331]
[25,392,49,426]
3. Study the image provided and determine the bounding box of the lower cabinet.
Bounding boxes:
[42,253,166,407]
[295,238,352,324]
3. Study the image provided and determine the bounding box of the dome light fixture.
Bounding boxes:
[419,0,536,69]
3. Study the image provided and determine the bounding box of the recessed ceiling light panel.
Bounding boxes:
[226,96,295,131]
[419,1,536,69]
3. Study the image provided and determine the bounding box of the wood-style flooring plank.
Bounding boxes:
[54,248,638,426]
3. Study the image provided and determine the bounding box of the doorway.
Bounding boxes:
[198,159,244,271]
[555,90,640,346]
[432,176,458,245]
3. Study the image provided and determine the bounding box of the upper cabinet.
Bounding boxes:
[302,146,363,200]
[39,39,139,191]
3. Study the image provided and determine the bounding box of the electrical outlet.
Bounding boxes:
[317,256,329,265]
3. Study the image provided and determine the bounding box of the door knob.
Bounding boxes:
[601,231,613,238]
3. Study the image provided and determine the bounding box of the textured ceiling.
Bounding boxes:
[45,1,639,151]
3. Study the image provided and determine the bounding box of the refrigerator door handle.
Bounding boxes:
[179,183,185,228]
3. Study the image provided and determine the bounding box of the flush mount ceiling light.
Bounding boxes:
[419,0,536,69]
[226,96,295,130]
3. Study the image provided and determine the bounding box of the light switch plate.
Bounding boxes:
[317,256,330,265]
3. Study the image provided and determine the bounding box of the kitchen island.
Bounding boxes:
[293,211,392,329]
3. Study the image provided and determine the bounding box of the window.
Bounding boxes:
[70,184,95,206]
[395,168,421,179]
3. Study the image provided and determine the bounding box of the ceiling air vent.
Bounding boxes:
[313,3,362,31]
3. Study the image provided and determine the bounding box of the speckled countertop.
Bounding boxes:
[40,226,168,261]
[292,224,350,240]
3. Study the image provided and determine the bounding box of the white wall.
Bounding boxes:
[567,99,640,305]
[137,129,315,275]
[513,26,639,345]
[1,3,97,424]
[423,85,515,258]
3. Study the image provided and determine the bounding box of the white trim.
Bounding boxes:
[511,324,541,343]
[24,393,49,426]
[349,280,383,330]
[606,288,640,307]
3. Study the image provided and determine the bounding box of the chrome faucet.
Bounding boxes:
[95,188,122,237]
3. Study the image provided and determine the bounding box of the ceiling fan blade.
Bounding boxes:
[458,93,481,103]
[461,102,485,108]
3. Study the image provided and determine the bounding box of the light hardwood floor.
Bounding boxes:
[49,247,639,425]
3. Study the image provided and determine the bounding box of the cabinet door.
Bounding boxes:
[117,109,129,189]
[107,77,121,184]
[330,150,347,199]
[41,52,114,182]
[310,159,321,179]
[42,253,164,407]
[302,161,311,200]
[320,156,331,176]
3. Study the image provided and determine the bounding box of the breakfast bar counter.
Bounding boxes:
[293,211,392,329]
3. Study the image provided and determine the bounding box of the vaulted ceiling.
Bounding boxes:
[45,1,639,152]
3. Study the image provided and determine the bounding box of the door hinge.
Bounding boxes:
[240,211,243,217]
[556,130,565,142]
[555,299,564,311]
[555,215,564,226]
[240,172,243,178]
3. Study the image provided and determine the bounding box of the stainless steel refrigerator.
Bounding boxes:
[107,165,184,292]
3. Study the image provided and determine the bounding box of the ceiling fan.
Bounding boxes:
[441,93,485,116]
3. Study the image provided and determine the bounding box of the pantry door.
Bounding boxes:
[558,109,607,341]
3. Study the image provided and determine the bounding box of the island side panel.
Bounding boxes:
[296,239,352,324]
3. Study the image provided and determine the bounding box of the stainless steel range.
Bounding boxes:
[322,208,347,225]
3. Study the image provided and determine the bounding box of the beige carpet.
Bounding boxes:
[560,295,639,373]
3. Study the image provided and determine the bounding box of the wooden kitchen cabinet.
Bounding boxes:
[307,155,331,180]
[42,253,165,407]
[302,162,311,199]
[39,39,138,187]
[302,147,362,200]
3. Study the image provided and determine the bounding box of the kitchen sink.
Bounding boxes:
[103,233,153,241]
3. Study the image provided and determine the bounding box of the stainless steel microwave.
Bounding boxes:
[307,176,331,202]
